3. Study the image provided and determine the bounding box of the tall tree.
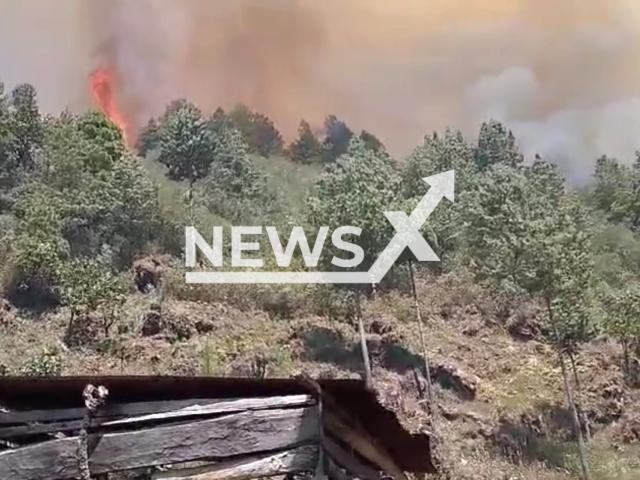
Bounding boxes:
[199,126,277,224]
[321,115,353,163]
[601,287,640,382]
[135,118,160,157]
[60,255,127,343]
[462,163,594,479]
[228,104,283,157]
[0,81,18,210]
[157,102,216,225]
[591,155,640,230]
[307,136,402,389]
[9,83,43,170]
[474,120,523,171]
[288,120,322,164]
[359,130,385,154]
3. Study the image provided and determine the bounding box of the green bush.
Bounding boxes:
[19,347,63,376]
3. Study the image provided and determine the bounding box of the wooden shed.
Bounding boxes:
[0,375,436,480]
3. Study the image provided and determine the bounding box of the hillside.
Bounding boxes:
[0,84,640,480]
[2,263,640,479]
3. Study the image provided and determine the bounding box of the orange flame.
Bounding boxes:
[89,67,130,146]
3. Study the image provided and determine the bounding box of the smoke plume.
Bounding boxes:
[1,0,639,182]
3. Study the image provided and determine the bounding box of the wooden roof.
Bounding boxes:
[0,375,435,473]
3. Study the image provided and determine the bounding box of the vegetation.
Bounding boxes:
[1,74,640,480]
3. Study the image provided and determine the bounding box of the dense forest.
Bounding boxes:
[1,78,640,480]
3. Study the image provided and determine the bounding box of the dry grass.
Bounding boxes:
[2,269,640,480]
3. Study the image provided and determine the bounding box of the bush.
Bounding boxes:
[19,347,63,376]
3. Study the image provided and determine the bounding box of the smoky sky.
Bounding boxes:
[1,0,639,183]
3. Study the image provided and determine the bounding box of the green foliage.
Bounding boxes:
[3,78,640,401]
[321,115,354,163]
[228,104,283,157]
[0,104,168,302]
[0,81,14,171]
[537,202,598,348]
[474,120,523,171]
[591,221,640,289]
[136,118,160,157]
[591,155,640,230]
[37,113,164,264]
[288,120,322,164]
[60,255,127,334]
[199,125,281,224]
[76,110,125,166]
[0,82,37,212]
[307,136,400,271]
[19,347,63,376]
[157,102,216,185]
[359,130,385,154]
[462,161,597,347]
[401,129,476,198]
[208,107,234,136]
[600,287,640,345]
[461,163,543,295]
[9,187,68,298]
[9,83,44,169]
[460,161,567,293]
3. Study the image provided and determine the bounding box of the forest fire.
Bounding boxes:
[89,67,130,146]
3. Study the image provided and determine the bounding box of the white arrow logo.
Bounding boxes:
[186,170,455,284]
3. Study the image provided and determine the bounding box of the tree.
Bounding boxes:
[591,155,640,230]
[0,80,13,168]
[402,129,475,199]
[321,115,353,163]
[359,130,384,154]
[308,136,400,271]
[0,80,19,211]
[160,99,189,123]
[400,129,477,273]
[288,120,322,164]
[601,287,640,382]
[228,104,283,157]
[307,136,402,389]
[76,110,126,169]
[9,187,69,303]
[199,126,278,224]
[9,83,43,170]
[208,107,233,136]
[60,255,127,341]
[36,112,164,265]
[158,102,215,185]
[135,118,160,157]
[462,163,594,478]
[474,120,523,171]
[537,202,596,473]
[157,102,216,225]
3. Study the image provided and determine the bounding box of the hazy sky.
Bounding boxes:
[1,0,640,183]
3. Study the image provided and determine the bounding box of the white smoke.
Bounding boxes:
[0,0,639,184]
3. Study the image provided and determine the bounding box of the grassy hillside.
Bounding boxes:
[0,153,638,480]
[1,86,640,480]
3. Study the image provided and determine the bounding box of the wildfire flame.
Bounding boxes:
[89,67,130,146]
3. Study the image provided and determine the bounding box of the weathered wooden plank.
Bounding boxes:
[0,407,318,480]
[0,399,215,425]
[0,418,88,439]
[324,437,382,480]
[0,395,314,439]
[104,395,313,427]
[152,445,318,480]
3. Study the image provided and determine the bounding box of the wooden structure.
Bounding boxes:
[0,376,436,480]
